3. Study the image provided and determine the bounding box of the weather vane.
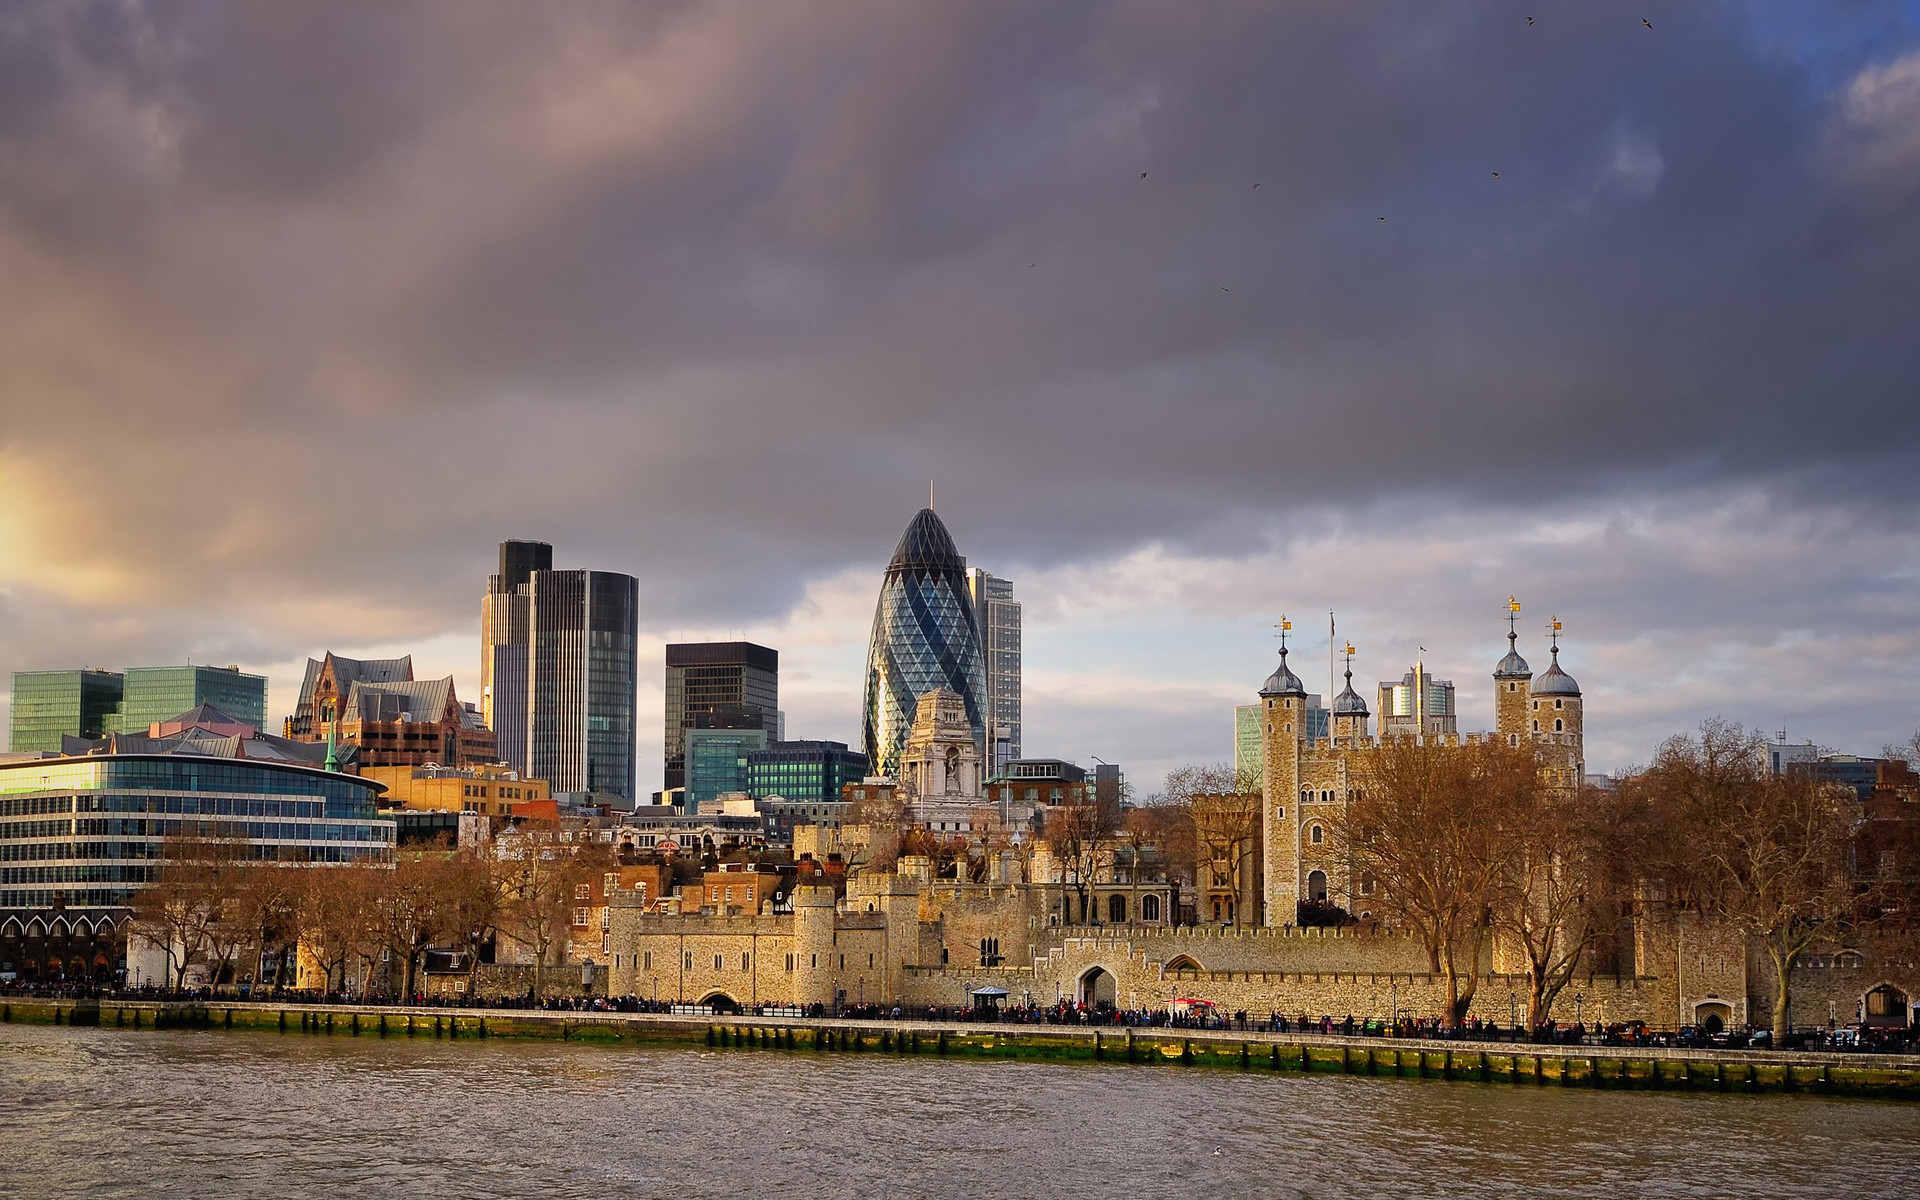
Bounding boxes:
[1507,596,1521,637]
[1547,615,1563,652]
[1275,615,1291,652]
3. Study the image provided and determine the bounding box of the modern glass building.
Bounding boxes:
[481,539,551,773]
[9,670,125,753]
[0,749,393,981]
[746,740,868,805]
[529,568,639,802]
[684,727,768,807]
[111,665,267,735]
[863,509,987,778]
[664,641,779,791]
[966,568,1021,776]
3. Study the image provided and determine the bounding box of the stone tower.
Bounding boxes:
[1330,648,1370,741]
[1493,602,1533,747]
[1529,622,1584,788]
[792,884,839,1008]
[1259,639,1307,927]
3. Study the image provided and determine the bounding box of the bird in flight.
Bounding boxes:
[1643,18,1652,28]
[1492,171,1501,179]
[1220,287,1230,292]
[1253,183,1260,189]
[1378,216,1387,222]
[1527,16,1534,25]
[1140,172,1148,179]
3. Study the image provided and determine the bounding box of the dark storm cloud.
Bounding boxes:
[1,0,1917,641]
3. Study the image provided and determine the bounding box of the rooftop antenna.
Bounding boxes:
[929,479,935,510]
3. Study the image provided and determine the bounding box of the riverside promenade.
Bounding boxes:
[6,997,1918,1100]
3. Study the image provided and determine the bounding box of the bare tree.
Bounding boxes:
[1634,720,1870,1037]
[228,861,302,993]
[1044,799,1117,926]
[130,835,241,990]
[497,821,606,996]
[297,862,379,995]
[1340,739,1533,1027]
[1490,781,1622,1032]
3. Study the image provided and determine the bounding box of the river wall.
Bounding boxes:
[5,998,1918,1100]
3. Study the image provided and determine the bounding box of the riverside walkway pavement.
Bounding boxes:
[6,996,1918,1098]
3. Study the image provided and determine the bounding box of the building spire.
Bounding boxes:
[929,478,935,510]
[324,713,340,773]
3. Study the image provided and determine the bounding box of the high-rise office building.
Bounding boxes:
[684,726,769,807]
[529,567,638,802]
[1376,665,1456,738]
[966,568,1022,776]
[112,665,267,735]
[746,740,868,804]
[10,664,269,754]
[8,669,125,753]
[1234,703,1264,784]
[863,508,987,778]
[481,540,551,772]
[663,641,779,790]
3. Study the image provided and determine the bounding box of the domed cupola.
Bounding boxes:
[1494,627,1532,681]
[1332,666,1368,716]
[1260,645,1306,698]
[1532,644,1580,697]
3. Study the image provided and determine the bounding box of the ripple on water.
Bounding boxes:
[0,1025,1915,1200]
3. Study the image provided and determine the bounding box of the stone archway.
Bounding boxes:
[1863,983,1911,1028]
[1306,870,1328,902]
[700,991,740,1014]
[1078,966,1117,1009]
[1693,1002,1732,1034]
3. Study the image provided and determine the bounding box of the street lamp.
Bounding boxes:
[1574,992,1584,1028]
[1390,982,1398,1031]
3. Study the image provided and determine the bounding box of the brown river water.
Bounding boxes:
[0,1023,1914,1199]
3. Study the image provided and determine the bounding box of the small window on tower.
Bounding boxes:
[1554,718,1563,732]
[1555,698,1563,710]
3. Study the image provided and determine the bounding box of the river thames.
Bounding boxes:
[1,1024,1914,1199]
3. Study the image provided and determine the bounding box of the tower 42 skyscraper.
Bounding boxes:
[863,508,987,779]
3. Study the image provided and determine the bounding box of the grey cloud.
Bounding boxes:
[1,2,1917,785]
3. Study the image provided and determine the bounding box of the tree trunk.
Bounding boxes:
[1768,941,1792,1037]
[1526,968,1548,1033]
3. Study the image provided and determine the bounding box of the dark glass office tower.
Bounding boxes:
[529,568,638,802]
[663,642,778,791]
[481,540,552,771]
[862,508,987,778]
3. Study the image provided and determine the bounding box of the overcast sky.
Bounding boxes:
[4,1,1920,795]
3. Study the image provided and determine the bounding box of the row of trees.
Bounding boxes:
[1337,720,1916,1033]
[130,826,610,998]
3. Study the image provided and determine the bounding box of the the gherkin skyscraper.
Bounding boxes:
[863,508,987,778]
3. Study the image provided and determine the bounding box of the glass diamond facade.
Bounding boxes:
[863,509,987,777]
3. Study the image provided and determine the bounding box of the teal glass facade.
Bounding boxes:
[862,509,987,777]
[746,741,867,804]
[110,666,267,734]
[685,727,768,806]
[8,670,125,753]
[0,755,391,914]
